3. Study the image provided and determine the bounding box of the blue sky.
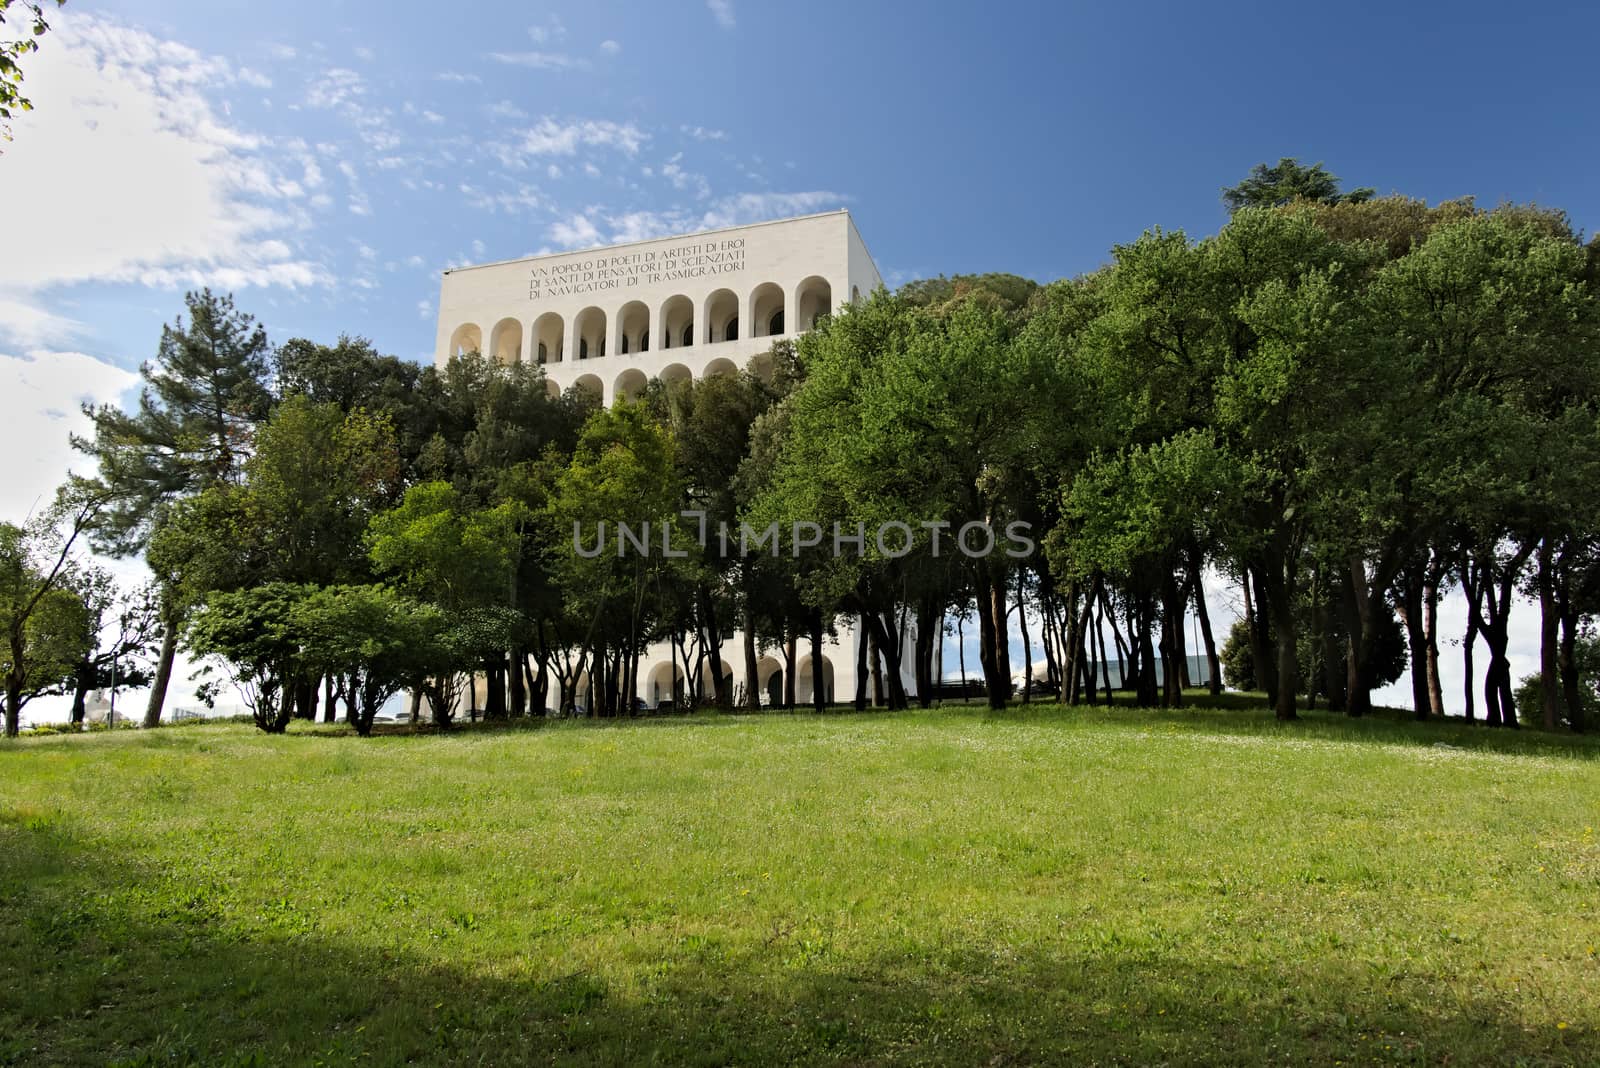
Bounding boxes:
[1,0,1596,713]
[6,0,1597,387]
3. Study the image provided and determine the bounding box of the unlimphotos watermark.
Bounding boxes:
[574,511,1035,560]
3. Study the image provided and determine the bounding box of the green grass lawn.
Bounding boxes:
[4,699,1599,1066]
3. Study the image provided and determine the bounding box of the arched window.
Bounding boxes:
[749,282,784,338]
[575,306,606,362]
[641,329,649,351]
[726,317,739,341]
[621,334,630,355]
[660,295,694,352]
[537,342,548,364]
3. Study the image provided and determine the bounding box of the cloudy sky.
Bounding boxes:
[2,0,1596,716]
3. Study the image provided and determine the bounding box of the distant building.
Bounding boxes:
[435,210,882,404]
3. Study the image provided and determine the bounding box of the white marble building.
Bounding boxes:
[436,209,882,406]
[433,210,924,709]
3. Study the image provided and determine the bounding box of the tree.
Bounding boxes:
[294,585,446,736]
[1222,158,1374,213]
[186,583,309,733]
[367,481,528,725]
[0,489,101,736]
[543,403,683,716]
[74,290,273,727]
[58,571,159,728]
[241,395,401,586]
[0,0,63,147]
[752,292,1045,710]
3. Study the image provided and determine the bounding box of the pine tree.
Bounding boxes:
[73,289,273,726]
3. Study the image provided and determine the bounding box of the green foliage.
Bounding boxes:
[1222,157,1375,213]
[368,481,524,613]
[0,491,104,735]
[1220,618,1255,691]
[292,585,446,736]
[1516,631,1600,731]
[74,289,273,556]
[0,0,63,144]
[185,582,309,732]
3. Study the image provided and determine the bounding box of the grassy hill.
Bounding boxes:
[3,701,1598,1065]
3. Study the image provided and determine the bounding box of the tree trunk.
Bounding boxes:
[869,625,884,707]
[509,647,527,718]
[1537,539,1562,730]
[1396,565,1429,719]
[809,614,826,713]
[783,626,797,710]
[854,615,871,711]
[915,596,937,709]
[1423,551,1446,718]
[1243,566,1277,704]
[1192,569,1221,697]
[1017,569,1035,704]
[978,571,1011,709]
[956,610,968,700]
[744,608,761,711]
[699,588,729,708]
[70,668,91,728]
[1259,552,1298,721]
[866,608,909,710]
[294,675,319,721]
[1559,610,1584,732]
[143,608,180,729]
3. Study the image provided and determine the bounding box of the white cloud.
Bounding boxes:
[417,299,433,319]
[305,66,365,110]
[495,117,648,165]
[0,349,138,525]
[0,12,331,297]
[598,191,847,244]
[681,124,726,141]
[435,71,482,84]
[488,51,589,72]
[489,99,527,120]
[600,39,621,55]
[707,0,736,29]
[661,158,712,199]
[460,183,545,215]
[697,191,845,229]
[549,214,603,249]
[528,17,566,44]
[0,301,85,348]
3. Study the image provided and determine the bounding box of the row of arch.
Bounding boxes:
[447,277,847,365]
[548,355,754,404]
[566,654,836,710]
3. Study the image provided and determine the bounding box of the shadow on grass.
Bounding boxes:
[2,811,1588,1066]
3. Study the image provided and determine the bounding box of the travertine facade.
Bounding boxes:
[435,210,883,405]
